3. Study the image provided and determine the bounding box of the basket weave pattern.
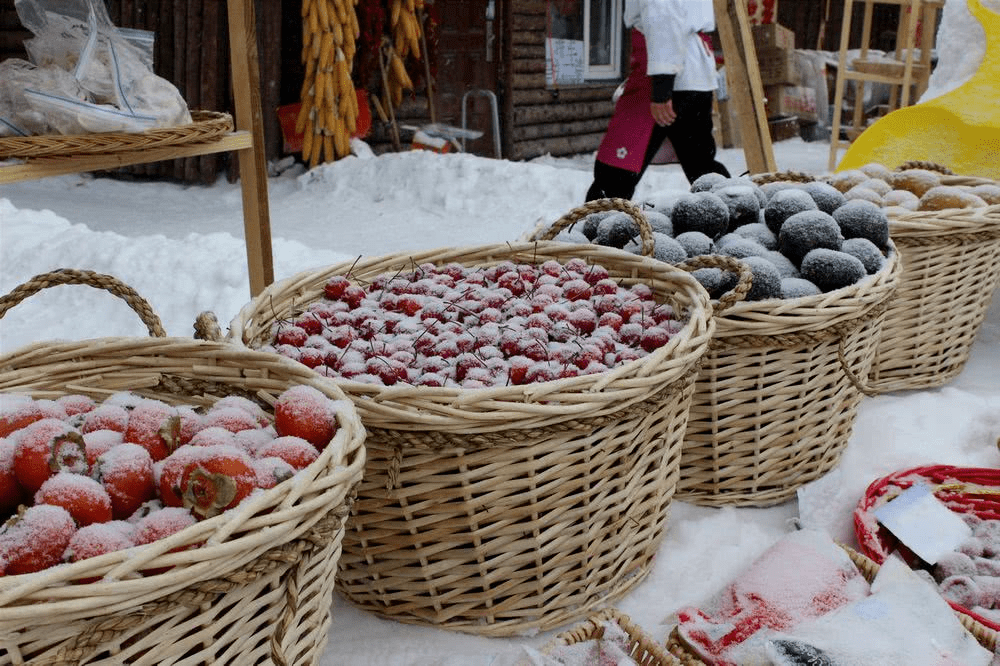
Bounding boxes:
[870,200,1000,392]
[0,110,234,159]
[0,337,366,665]
[230,238,715,636]
[676,248,902,506]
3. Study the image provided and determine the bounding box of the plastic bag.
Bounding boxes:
[1,0,192,136]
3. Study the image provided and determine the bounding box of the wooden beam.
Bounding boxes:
[227,0,275,296]
[713,0,776,174]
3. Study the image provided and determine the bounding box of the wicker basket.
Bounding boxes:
[870,187,1000,392]
[227,204,717,636]
[530,198,902,507]
[0,110,234,159]
[755,169,1000,393]
[0,269,366,665]
[542,608,679,665]
[665,543,999,660]
[854,464,1000,634]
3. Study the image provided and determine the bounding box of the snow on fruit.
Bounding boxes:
[0,387,344,578]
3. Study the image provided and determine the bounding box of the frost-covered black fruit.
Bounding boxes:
[740,256,782,301]
[642,192,684,217]
[675,231,714,257]
[832,199,890,251]
[733,222,777,250]
[778,210,844,266]
[671,191,730,238]
[780,277,822,299]
[690,267,739,299]
[802,181,848,215]
[690,172,729,193]
[650,232,688,264]
[717,235,769,260]
[581,210,617,240]
[644,209,673,236]
[763,250,799,278]
[841,237,885,274]
[594,211,639,248]
[553,228,590,244]
[758,180,801,201]
[800,248,867,292]
[713,185,762,229]
[764,188,819,234]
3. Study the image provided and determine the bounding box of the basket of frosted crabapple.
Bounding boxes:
[762,162,1000,393]
[854,465,1000,638]
[0,269,366,666]
[532,181,902,508]
[226,211,723,637]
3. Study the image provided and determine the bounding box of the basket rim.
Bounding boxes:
[707,242,902,336]
[0,110,234,159]
[545,607,677,665]
[227,241,716,429]
[0,337,366,616]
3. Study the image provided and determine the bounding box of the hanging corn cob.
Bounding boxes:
[381,0,424,110]
[297,0,362,167]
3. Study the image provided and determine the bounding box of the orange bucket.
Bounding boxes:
[277,89,371,154]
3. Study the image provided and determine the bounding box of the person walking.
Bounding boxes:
[585,0,730,201]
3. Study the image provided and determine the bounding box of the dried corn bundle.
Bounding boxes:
[298,0,361,167]
[381,0,423,109]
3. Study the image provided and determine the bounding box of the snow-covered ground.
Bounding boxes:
[2,135,998,663]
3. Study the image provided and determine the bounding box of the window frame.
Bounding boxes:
[583,0,622,80]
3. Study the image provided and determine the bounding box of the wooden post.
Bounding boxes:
[227,0,274,296]
[713,0,776,174]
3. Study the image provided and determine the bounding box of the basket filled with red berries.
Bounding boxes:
[533,187,903,508]
[0,269,366,665]
[226,200,725,636]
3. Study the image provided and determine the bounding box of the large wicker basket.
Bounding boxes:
[869,183,1000,392]
[530,199,902,507]
[754,169,1000,393]
[0,269,366,665]
[227,211,717,636]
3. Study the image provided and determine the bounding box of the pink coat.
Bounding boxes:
[595,29,658,174]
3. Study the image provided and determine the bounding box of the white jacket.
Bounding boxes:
[623,0,717,91]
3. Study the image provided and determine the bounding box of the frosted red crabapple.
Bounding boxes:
[262,260,688,388]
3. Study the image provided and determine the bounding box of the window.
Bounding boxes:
[546,0,622,84]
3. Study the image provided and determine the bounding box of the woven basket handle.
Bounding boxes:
[533,198,655,257]
[677,254,753,315]
[0,268,166,337]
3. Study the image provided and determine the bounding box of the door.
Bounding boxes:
[429,0,501,156]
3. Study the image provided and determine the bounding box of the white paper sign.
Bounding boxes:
[874,483,972,565]
[545,38,585,85]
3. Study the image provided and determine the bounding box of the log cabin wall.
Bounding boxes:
[504,0,619,161]
[101,0,284,184]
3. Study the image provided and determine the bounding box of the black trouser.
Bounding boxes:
[585,90,730,201]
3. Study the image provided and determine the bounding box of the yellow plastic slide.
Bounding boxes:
[837,0,1000,178]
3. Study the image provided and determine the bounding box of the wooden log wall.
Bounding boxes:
[505,0,618,161]
[100,0,283,184]
[0,4,28,63]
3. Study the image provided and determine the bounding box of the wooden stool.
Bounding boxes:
[828,0,944,171]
